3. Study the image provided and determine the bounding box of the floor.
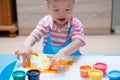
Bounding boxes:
[0,34,120,54]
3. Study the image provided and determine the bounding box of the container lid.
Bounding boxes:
[108,70,120,78]
[80,65,91,70]
[27,69,40,77]
[12,70,26,78]
[93,62,107,69]
[89,69,103,77]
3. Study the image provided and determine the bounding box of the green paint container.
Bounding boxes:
[12,70,26,80]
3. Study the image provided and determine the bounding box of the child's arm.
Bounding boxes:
[16,35,37,59]
[23,35,37,52]
[62,38,81,55]
[51,38,81,64]
[15,34,37,67]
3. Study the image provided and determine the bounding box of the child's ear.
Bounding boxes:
[45,1,49,9]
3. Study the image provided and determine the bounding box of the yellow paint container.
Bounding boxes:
[88,69,103,80]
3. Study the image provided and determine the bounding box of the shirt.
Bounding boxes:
[31,15,86,47]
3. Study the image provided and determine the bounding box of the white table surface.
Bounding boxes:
[10,54,120,80]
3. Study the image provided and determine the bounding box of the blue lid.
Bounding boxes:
[108,70,120,79]
[27,69,40,77]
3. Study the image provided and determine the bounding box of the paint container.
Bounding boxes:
[80,65,92,77]
[27,69,40,80]
[93,62,107,75]
[88,69,103,80]
[108,70,120,80]
[12,70,26,80]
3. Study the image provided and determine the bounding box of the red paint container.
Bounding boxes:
[93,62,107,75]
[80,65,92,77]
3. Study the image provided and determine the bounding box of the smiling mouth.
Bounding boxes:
[58,18,66,22]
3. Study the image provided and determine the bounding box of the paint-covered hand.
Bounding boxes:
[15,45,38,67]
[15,46,32,67]
[50,50,68,67]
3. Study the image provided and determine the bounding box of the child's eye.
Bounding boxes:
[66,9,71,11]
[53,9,59,12]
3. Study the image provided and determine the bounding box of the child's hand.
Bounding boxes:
[15,46,33,67]
[50,51,68,67]
[15,46,32,60]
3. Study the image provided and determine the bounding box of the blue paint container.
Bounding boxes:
[108,70,120,80]
[27,69,40,80]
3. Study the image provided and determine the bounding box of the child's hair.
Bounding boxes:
[46,0,58,2]
[46,0,75,3]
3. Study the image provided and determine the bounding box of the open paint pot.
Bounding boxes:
[93,62,107,75]
[88,69,103,80]
[27,69,40,80]
[80,65,92,77]
[12,70,26,80]
[108,70,120,80]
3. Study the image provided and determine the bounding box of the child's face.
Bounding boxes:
[46,0,75,25]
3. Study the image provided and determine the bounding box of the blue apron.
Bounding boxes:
[43,25,81,56]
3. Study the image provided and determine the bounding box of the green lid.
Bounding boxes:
[12,70,26,79]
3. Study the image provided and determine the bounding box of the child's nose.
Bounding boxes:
[59,12,65,17]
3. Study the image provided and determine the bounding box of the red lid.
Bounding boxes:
[93,62,107,70]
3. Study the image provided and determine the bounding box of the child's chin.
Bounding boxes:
[58,21,67,25]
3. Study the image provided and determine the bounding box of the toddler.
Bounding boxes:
[15,0,86,66]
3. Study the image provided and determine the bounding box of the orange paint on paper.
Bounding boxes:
[54,60,66,67]
[24,53,74,74]
[25,60,73,74]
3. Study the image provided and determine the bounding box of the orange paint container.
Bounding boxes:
[88,69,103,80]
[80,65,92,77]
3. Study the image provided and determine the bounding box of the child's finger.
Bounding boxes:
[49,58,56,67]
[27,58,31,67]
[26,54,31,67]
[49,56,61,67]
[17,54,20,60]
[25,52,32,67]
[22,54,27,67]
[22,59,27,68]
[54,60,66,67]
[47,55,53,61]
[15,50,19,55]
[15,50,21,60]
[32,52,39,56]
